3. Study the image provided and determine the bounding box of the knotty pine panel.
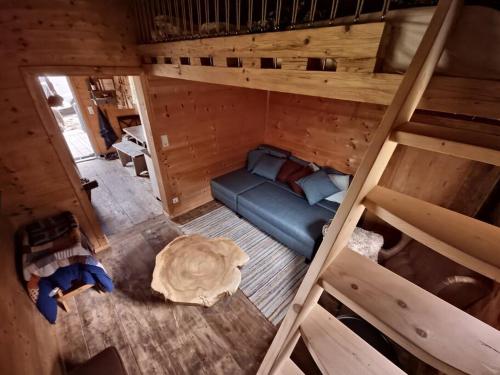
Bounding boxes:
[0,0,140,238]
[146,77,267,217]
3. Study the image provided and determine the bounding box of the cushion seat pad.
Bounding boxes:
[210,169,267,211]
[238,182,334,257]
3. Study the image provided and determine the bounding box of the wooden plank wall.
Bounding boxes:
[69,76,139,155]
[145,77,267,217]
[0,217,63,375]
[264,92,499,214]
[0,1,139,236]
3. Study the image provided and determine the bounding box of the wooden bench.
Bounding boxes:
[113,140,147,176]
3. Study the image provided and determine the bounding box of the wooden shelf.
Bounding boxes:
[299,304,404,375]
[391,122,500,166]
[276,358,304,375]
[363,186,500,281]
[320,248,500,375]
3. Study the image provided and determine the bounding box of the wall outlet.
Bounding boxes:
[161,134,169,148]
[87,106,95,115]
[172,197,179,204]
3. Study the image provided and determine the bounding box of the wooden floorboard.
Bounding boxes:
[56,162,277,374]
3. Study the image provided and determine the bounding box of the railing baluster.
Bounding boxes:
[291,0,298,28]
[329,0,339,24]
[174,0,180,37]
[274,0,282,30]
[309,0,317,25]
[197,0,202,36]
[188,0,194,36]
[248,0,253,31]
[167,0,173,38]
[134,0,143,43]
[354,0,365,22]
[261,0,267,31]
[236,0,241,32]
[225,0,230,34]
[205,0,210,35]
[382,0,391,20]
[181,0,187,36]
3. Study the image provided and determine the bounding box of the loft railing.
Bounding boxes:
[133,0,439,44]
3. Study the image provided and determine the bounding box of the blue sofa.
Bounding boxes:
[210,158,339,260]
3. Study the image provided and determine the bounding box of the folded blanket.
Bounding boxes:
[22,227,81,254]
[25,211,78,247]
[23,245,92,281]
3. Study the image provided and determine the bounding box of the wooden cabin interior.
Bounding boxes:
[0,0,499,374]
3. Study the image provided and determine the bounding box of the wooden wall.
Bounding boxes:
[145,77,267,217]
[70,76,138,155]
[0,0,139,237]
[0,217,63,375]
[264,92,499,215]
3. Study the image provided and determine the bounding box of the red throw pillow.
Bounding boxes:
[277,160,303,183]
[287,166,313,195]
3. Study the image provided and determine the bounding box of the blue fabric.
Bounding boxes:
[315,199,340,214]
[36,263,113,324]
[211,169,266,211]
[238,182,334,258]
[289,155,310,166]
[257,144,291,158]
[247,149,267,171]
[297,170,340,205]
[251,154,286,181]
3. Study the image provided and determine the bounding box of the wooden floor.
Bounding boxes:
[78,158,164,236]
[57,159,277,374]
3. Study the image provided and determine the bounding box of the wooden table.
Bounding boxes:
[113,140,147,176]
[151,235,249,306]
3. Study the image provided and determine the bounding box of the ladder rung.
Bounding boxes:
[363,186,500,281]
[320,248,500,375]
[391,122,500,166]
[275,358,304,375]
[299,304,405,375]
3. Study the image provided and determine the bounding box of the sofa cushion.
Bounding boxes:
[287,166,314,195]
[251,154,286,181]
[257,144,291,158]
[277,159,303,183]
[316,199,341,214]
[211,169,267,211]
[297,170,340,205]
[238,182,334,250]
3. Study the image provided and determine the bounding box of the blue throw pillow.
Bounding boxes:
[297,170,340,205]
[251,154,286,181]
[247,149,266,171]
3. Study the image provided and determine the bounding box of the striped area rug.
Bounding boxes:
[181,206,308,325]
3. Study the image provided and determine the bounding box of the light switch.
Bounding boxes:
[87,106,94,115]
[161,134,169,148]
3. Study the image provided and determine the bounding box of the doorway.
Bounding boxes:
[38,75,96,162]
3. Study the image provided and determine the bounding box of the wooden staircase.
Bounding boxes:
[258,0,500,374]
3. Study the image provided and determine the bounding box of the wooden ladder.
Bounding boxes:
[258,1,500,374]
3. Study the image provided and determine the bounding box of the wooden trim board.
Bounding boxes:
[145,64,500,119]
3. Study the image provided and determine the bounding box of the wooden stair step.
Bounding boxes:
[275,358,304,375]
[391,122,500,166]
[363,185,500,281]
[299,304,405,375]
[320,248,500,375]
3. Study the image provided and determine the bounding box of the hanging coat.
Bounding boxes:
[98,107,118,149]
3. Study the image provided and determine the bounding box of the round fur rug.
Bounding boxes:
[151,234,249,306]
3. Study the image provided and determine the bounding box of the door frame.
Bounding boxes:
[21,65,166,252]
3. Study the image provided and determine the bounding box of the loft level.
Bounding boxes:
[140,21,500,120]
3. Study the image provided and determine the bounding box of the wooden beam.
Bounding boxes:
[300,304,404,374]
[139,23,386,59]
[392,122,500,166]
[363,186,500,281]
[145,64,500,119]
[260,1,462,373]
[321,249,500,375]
